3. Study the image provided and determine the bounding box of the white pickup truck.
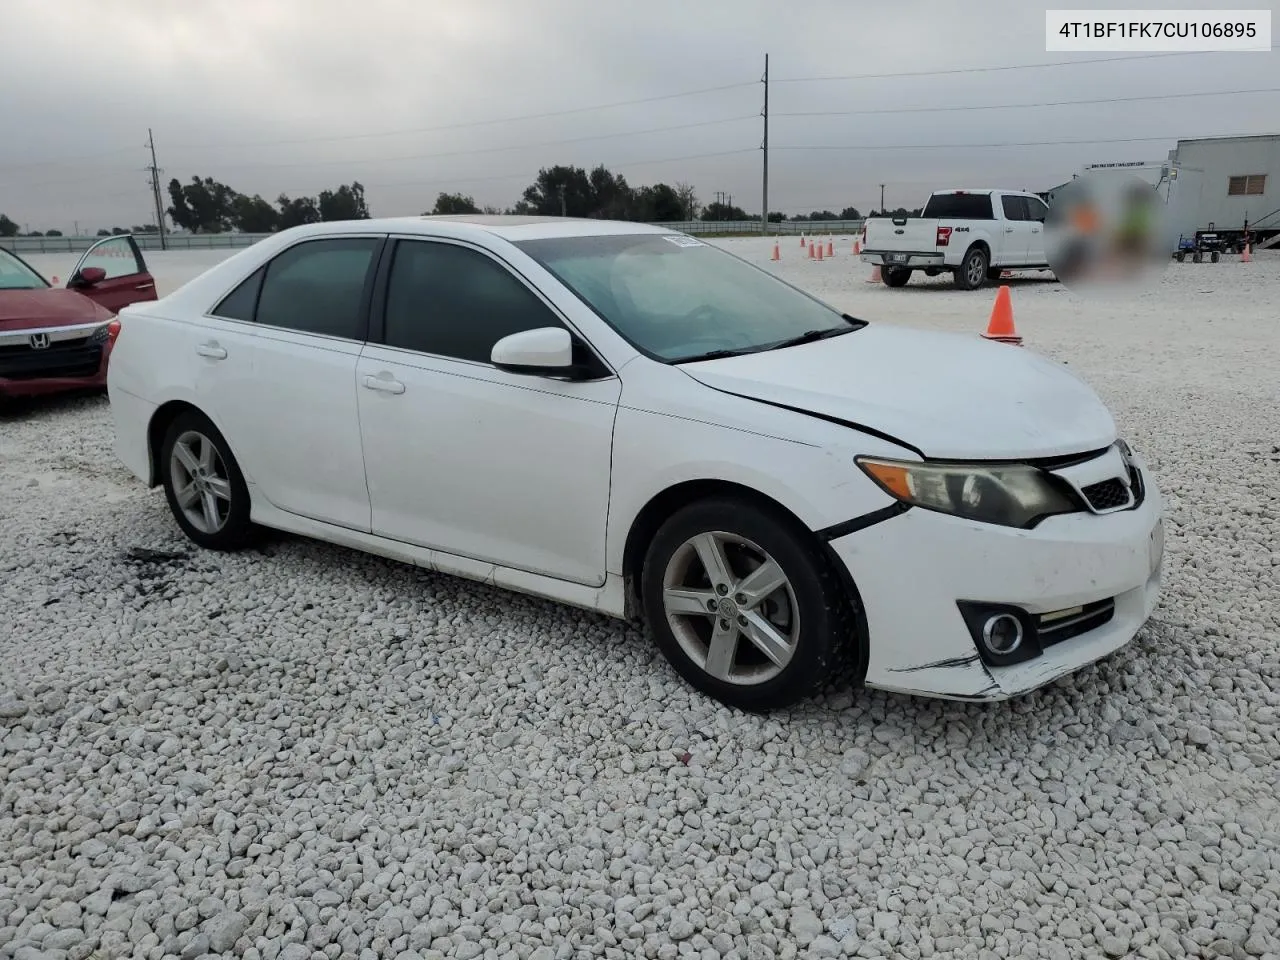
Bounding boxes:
[859,189,1053,290]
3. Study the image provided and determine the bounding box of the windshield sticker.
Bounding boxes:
[663,235,703,248]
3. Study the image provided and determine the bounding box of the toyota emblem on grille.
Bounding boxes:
[29,333,51,350]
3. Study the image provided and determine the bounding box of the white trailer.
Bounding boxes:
[1167,135,1280,251]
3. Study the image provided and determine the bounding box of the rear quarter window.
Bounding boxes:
[922,194,994,220]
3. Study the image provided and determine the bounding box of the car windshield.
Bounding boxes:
[514,234,862,362]
[0,248,50,290]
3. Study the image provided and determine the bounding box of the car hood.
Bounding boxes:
[0,289,112,331]
[680,324,1117,460]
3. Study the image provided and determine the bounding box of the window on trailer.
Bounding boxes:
[1227,175,1267,196]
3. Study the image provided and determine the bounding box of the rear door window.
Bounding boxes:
[922,193,994,220]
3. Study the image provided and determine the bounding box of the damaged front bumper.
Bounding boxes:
[829,460,1164,701]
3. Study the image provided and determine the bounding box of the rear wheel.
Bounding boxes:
[882,267,911,287]
[640,498,856,712]
[955,246,988,289]
[159,410,254,551]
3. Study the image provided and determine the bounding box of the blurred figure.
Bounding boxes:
[1046,173,1168,297]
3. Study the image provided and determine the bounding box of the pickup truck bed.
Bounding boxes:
[860,189,1054,290]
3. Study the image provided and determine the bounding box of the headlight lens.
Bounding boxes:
[856,456,1080,528]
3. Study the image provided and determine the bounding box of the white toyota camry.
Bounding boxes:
[107,216,1164,711]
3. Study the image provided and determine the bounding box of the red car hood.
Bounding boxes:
[0,288,113,331]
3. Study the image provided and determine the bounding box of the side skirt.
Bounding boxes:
[249,492,630,619]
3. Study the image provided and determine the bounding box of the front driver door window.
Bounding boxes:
[68,236,156,311]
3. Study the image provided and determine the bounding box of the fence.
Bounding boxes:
[2,219,866,255]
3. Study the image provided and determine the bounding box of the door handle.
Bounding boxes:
[195,342,227,360]
[363,374,405,395]
[1005,227,1015,233]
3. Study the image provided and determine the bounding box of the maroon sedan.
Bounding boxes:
[0,235,158,399]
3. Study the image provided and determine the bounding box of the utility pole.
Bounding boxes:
[73,220,80,237]
[761,54,769,236]
[558,184,567,217]
[146,128,168,250]
[879,184,885,216]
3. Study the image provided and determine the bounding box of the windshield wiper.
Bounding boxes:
[672,346,764,364]
[766,326,857,351]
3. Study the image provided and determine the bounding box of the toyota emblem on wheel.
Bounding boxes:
[28,333,51,350]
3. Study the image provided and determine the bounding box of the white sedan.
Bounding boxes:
[107,216,1165,711]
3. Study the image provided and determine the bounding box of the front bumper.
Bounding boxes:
[830,459,1164,700]
[0,342,111,398]
[860,250,946,269]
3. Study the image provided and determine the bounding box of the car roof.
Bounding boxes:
[275,215,677,242]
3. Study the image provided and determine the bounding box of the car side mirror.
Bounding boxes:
[72,266,107,287]
[491,327,580,377]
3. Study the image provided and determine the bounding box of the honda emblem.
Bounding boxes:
[29,333,51,350]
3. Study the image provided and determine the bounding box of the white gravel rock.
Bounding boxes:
[3,248,1280,960]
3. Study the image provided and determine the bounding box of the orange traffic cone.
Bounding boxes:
[817,243,824,261]
[771,242,780,261]
[1242,242,1252,262]
[981,285,1022,345]
[853,239,861,255]
[826,240,834,258]
[808,241,816,259]
[800,233,806,248]
[866,264,881,283]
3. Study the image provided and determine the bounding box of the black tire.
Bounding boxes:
[640,497,857,712]
[882,267,911,288]
[159,409,254,551]
[1211,251,1221,263]
[955,246,988,289]
[1175,251,1185,262]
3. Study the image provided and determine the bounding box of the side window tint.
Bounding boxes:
[212,266,265,321]
[80,237,143,280]
[1001,196,1029,221]
[1026,198,1049,222]
[383,241,565,363]
[255,238,380,340]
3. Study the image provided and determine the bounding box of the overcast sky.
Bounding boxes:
[2,0,1277,232]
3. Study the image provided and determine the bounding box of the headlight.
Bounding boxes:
[855,456,1080,528]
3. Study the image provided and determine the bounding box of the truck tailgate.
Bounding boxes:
[864,218,941,253]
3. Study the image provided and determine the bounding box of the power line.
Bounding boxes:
[164,81,759,153]
[773,86,1280,118]
[177,115,760,174]
[774,132,1272,152]
[774,47,1279,83]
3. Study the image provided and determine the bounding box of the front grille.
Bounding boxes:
[1037,599,1115,648]
[1081,478,1131,511]
[0,335,91,356]
[0,343,103,380]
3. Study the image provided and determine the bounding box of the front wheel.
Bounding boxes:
[160,409,254,550]
[882,266,911,287]
[640,498,857,712]
[955,246,989,290]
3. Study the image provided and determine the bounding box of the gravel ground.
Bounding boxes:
[2,243,1279,960]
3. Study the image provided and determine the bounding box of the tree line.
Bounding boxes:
[1,165,897,239]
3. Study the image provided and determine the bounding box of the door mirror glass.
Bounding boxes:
[491,327,575,374]
[76,266,107,285]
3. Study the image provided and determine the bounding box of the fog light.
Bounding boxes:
[982,613,1024,655]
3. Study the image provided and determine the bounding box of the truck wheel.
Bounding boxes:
[1175,251,1185,262]
[955,247,988,290]
[882,267,911,287]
